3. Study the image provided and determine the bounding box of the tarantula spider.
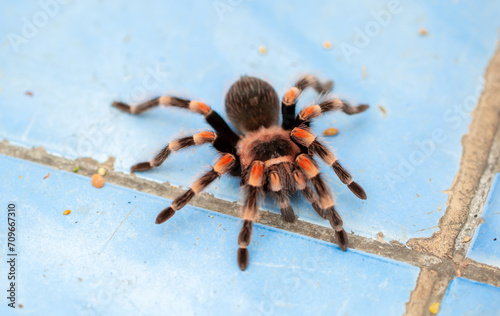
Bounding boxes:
[113,75,368,271]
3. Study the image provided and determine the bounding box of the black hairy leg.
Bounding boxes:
[237,160,266,271]
[112,97,161,114]
[292,170,325,218]
[310,173,348,251]
[155,153,236,224]
[130,131,216,173]
[269,171,296,223]
[294,154,348,251]
[113,96,240,147]
[291,127,367,200]
[282,75,333,130]
[294,98,369,127]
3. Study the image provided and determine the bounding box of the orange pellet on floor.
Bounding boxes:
[91,174,105,188]
[63,210,71,215]
[323,128,339,136]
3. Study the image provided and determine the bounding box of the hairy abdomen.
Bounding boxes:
[225,76,279,134]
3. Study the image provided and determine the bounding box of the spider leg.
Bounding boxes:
[294,98,369,127]
[237,160,266,271]
[295,171,346,237]
[282,75,333,130]
[155,153,236,224]
[130,131,216,173]
[113,96,240,147]
[291,127,367,200]
[269,171,296,223]
[294,154,348,250]
[292,170,325,218]
[112,97,161,114]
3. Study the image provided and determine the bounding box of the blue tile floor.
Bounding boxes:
[1,1,500,243]
[0,155,419,315]
[439,278,500,316]
[2,1,500,315]
[467,173,500,268]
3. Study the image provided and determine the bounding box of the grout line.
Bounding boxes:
[453,124,500,262]
[0,140,449,272]
[406,42,500,260]
[405,42,500,314]
[405,269,438,316]
[2,139,500,289]
[424,272,455,316]
[462,259,500,287]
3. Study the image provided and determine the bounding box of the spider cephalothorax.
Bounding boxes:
[113,75,369,271]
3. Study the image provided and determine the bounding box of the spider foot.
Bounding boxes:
[112,101,132,113]
[335,229,348,251]
[131,162,153,173]
[155,207,176,224]
[237,247,249,271]
[348,182,367,200]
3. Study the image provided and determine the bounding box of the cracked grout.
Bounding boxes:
[454,124,500,262]
[404,42,500,315]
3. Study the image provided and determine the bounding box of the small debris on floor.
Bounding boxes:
[18,176,22,179]
[378,105,387,116]
[323,40,332,49]
[361,66,367,78]
[376,232,385,243]
[43,173,50,179]
[429,302,440,314]
[63,210,71,215]
[463,236,471,242]
[91,174,105,188]
[323,128,339,136]
[419,28,429,36]
[258,45,267,54]
[25,91,33,97]
[73,165,80,173]
[456,269,461,277]
[97,167,107,176]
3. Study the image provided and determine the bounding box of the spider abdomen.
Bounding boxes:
[225,76,280,134]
